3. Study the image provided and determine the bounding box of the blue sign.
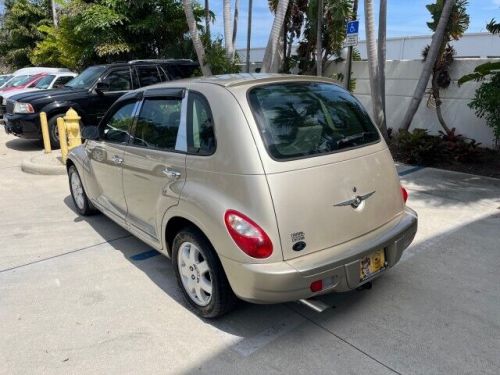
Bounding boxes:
[346,20,359,35]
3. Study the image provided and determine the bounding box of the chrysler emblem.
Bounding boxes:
[334,191,376,209]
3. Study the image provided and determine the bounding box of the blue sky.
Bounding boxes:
[209,0,500,49]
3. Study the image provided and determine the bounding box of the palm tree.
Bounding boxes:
[377,0,387,133]
[231,0,239,61]
[316,0,323,76]
[364,0,386,139]
[261,0,290,73]
[223,0,234,58]
[205,0,210,38]
[183,0,212,76]
[401,0,456,131]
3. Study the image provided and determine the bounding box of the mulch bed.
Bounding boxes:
[390,145,500,180]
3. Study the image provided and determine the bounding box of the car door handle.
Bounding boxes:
[111,155,123,165]
[162,168,181,179]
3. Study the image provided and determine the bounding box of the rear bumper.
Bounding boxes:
[221,207,418,303]
[3,114,41,140]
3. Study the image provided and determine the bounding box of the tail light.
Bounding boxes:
[224,210,273,258]
[310,280,323,293]
[401,186,408,203]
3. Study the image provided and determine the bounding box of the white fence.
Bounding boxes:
[326,59,498,148]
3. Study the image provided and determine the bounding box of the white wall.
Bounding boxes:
[326,59,498,148]
[356,32,500,60]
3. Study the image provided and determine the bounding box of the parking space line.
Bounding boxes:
[0,234,132,273]
[230,313,305,357]
[286,305,403,375]
[130,249,160,261]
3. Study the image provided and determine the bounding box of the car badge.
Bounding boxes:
[334,190,376,209]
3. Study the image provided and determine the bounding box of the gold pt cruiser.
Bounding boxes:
[67,74,418,318]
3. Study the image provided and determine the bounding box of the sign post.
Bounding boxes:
[344,1,359,90]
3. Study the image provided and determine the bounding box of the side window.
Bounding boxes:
[136,66,161,87]
[102,102,136,143]
[102,69,132,91]
[53,76,73,88]
[132,98,182,151]
[187,93,215,155]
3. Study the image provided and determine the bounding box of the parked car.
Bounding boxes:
[0,72,77,123]
[3,59,198,147]
[66,74,418,318]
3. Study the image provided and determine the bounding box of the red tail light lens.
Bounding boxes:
[401,186,408,203]
[224,210,273,258]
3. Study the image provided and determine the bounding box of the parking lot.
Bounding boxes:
[1,129,499,375]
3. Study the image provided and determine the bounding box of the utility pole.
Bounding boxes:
[51,0,58,27]
[344,0,358,90]
[246,0,253,73]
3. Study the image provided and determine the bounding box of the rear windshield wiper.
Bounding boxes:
[336,131,376,146]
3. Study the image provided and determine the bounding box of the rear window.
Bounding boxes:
[248,82,380,160]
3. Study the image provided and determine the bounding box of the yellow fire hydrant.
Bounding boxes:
[65,108,82,150]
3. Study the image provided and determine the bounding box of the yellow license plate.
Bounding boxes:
[360,249,386,281]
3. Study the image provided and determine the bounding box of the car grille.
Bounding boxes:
[6,99,15,115]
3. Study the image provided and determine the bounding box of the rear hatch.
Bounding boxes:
[247,81,404,260]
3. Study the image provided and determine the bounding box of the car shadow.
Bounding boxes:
[62,195,365,339]
[5,138,42,151]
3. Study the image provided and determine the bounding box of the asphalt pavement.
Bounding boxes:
[1,130,499,375]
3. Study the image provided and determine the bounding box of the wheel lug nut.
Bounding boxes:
[189,266,193,271]
[191,275,195,280]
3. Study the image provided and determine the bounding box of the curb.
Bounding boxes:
[21,153,66,176]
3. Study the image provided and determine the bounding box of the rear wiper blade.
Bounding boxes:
[336,132,374,145]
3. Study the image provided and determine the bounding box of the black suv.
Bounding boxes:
[4,59,198,147]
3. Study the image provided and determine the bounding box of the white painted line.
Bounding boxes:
[230,313,304,357]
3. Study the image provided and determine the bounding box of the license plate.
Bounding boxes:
[360,249,386,281]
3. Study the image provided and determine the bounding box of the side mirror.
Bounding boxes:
[81,126,100,140]
[95,82,110,94]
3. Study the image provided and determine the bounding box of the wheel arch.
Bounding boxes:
[164,215,214,258]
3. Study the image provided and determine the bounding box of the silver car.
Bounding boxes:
[67,74,418,318]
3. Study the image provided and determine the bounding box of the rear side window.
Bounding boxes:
[136,66,161,87]
[133,98,182,151]
[248,82,380,160]
[187,93,215,155]
[35,75,55,89]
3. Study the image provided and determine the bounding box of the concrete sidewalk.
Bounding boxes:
[1,131,499,375]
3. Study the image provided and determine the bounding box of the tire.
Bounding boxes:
[68,165,97,216]
[48,114,63,149]
[172,227,236,318]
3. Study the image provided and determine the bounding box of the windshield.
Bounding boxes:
[248,82,380,160]
[0,76,13,87]
[34,75,55,89]
[4,75,32,88]
[65,66,106,89]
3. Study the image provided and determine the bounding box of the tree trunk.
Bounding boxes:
[205,0,210,38]
[261,0,290,73]
[432,73,452,134]
[316,0,323,76]
[183,0,212,76]
[223,0,234,59]
[231,0,239,61]
[401,0,455,131]
[364,0,386,139]
[377,0,387,136]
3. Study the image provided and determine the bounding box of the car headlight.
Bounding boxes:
[13,101,35,114]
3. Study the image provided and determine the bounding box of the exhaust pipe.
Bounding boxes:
[298,298,330,313]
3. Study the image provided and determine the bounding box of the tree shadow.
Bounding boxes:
[400,167,500,207]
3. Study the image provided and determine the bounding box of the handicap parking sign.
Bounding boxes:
[346,20,359,35]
